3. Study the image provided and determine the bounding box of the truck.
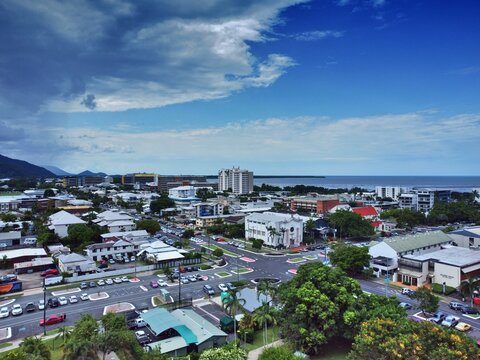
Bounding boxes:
[0,281,22,295]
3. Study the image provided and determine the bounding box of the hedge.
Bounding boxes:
[432,283,456,295]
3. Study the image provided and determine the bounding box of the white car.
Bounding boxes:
[97,279,105,286]
[121,276,129,282]
[113,277,122,284]
[11,304,23,316]
[105,278,114,285]
[130,256,136,262]
[38,300,45,310]
[69,295,78,304]
[123,257,130,263]
[218,283,228,292]
[0,307,9,318]
[58,296,68,306]
[80,293,89,301]
[157,280,168,287]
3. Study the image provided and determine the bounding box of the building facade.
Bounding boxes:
[218,167,253,194]
[375,186,407,200]
[245,212,303,248]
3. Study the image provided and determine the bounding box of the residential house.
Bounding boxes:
[136,240,188,268]
[144,307,227,356]
[57,253,96,274]
[48,210,86,238]
[85,239,137,261]
[0,231,21,247]
[93,210,136,232]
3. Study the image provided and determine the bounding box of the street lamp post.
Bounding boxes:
[43,278,47,336]
[178,263,182,307]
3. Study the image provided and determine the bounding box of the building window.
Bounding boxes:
[470,237,474,247]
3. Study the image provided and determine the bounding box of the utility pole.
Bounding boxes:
[385,272,390,297]
[178,262,181,307]
[43,278,47,336]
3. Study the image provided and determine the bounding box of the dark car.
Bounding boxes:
[428,311,447,324]
[89,281,97,288]
[226,282,236,290]
[461,306,479,315]
[203,284,215,296]
[48,297,59,308]
[98,263,108,269]
[25,302,36,313]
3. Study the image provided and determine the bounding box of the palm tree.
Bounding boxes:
[19,336,51,360]
[253,302,277,346]
[257,279,276,306]
[223,288,246,345]
[64,339,97,360]
[460,277,480,306]
[55,326,72,348]
[266,226,280,247]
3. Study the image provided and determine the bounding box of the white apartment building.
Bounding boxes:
[218,167,253,194]
[416,190,435,212]
[245,212,303,248]
[375,186,407,200]
[168,186,199,204]
[85,239,137,261]
[93,210,136,232]
[398,193,418,211]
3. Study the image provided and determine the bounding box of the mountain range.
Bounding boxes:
[0,154,55,178]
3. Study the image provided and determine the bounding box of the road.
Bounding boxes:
[1,236,479,343]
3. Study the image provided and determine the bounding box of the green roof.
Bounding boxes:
[384,231,452,253]
[171,308,227,345]
[141,308,197,343]
[148,336,188,354]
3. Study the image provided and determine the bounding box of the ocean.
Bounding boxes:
[253,176,480,192]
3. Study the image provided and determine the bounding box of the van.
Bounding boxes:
[128,318,146,329]
[23,237,37,245]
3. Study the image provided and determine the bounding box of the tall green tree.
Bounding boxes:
[136,219,160,235]
[411,287,439,315]
[328,243,371,276]
[19,336,51,360]
[149,193,175,214]
[253,302,278,347]
[327,210,375,238]
[460,277,480,306]
[259,344,305,360]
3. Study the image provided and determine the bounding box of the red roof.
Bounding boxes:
[371,221,383,228]
[352,206,378,217]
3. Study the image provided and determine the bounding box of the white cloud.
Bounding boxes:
[294,30,344,41]
[9,111,478,175]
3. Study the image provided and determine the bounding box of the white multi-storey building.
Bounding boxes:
[416,190,435,212]
[218,167,253,195]
[375,186,407,200]
[245,212,303,248]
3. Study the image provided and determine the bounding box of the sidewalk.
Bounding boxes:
[247,340,284,360]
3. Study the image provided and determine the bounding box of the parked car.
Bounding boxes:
[0,274,17,282]
[203,284,215,296]
[218,283,228,292]
[449,301,465,311]
[113,277,122,284]
[11,304,23,316]
[58,296,68,306]
[89,281,97,288]
[180,278,189,284]
[187,275,197,282]
[455,322,472,332]
[40,314,65,326]
[97,280,105,286]
[401,288,416,297]
[105,278,114,285]
[399,302,412,310]
[40,269,59,277]
[25,302,36,313]
[127,318,146,330]
[80,293,89,301]
[108,259,116,264]
[69,295,78,304]
[121,276,129,282]
[428,311,446,324]
[157,280,168,287]
[123,257,130,263]
[98,263,108,269]
[461,306,479,315]
[48,297,59,308]
[441,315,459,328]
[150,281,159,288]
[0,307,9,318]
[130,256,136,262]
[80,282,88,289]
[226,282,236,290]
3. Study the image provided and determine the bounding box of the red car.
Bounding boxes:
[40,269,59,277]
[150,281,158,288]
[215,237,225,242]
[40,314,65,326]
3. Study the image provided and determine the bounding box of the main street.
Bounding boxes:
[1,238,479,344]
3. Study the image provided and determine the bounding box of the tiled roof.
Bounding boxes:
[352,206,378,217]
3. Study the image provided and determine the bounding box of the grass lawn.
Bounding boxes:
[215,271,231,278]
[43,337,65,360]
[0,343,12,349]
[0,192,22,196]
[232,268,252,274]
[311,338,351,360]
[202,244,239,257]
[303,255,318,260]
[287,258,305,264]
[242,326,280,352]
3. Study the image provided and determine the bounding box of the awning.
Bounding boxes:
[397,268,423,278]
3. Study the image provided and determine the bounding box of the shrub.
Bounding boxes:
[200,264,212,270]
[231,280,247,288]
[432,283,456,295]
[212,248,224,257]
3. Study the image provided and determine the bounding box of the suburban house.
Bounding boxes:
[100,230,149,243]
[93,210,136,232]
[0,231,21,247]
[47,210,86,238]
[85,239,137,261]
[245,212,303,248]
[57,252,97,274]
[369,231,454,286]
[144,307,227,355]
[448,226,480,249]
[351,206,380,220]
[136,240,188,268]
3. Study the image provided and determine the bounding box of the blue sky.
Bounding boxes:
[1,0,479,175]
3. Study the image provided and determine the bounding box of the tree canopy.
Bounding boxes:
[411,287,439,315]
[327,210,375,238]
[149,193,175,213]
[136,219,160,235]
[328,243,371,276]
